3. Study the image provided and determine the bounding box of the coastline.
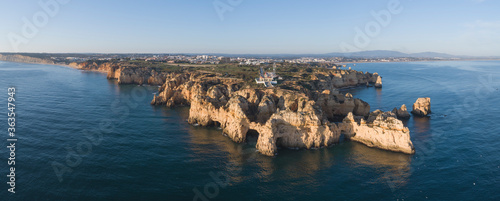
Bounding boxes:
[0,57,107,73]
[2,53,499,69]
[2,55,419,156]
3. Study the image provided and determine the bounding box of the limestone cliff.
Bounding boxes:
[392,104,410,119]
[340,112,414,154]
[307,70,381,91]
[412,97,431,116]
[152,71,414,156]
[0,54,55,65]
[107,65,169,85]
[375,76,383,88]
[315,91,370,120]
[72,61,115,72]
[75,62,170,85]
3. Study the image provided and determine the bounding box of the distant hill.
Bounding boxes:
[407,52,456,58]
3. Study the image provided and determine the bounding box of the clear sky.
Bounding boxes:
[0,0,499,56]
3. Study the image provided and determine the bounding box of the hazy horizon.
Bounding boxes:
[1,0,499,57]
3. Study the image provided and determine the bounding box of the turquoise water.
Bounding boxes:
[0,61,499,200]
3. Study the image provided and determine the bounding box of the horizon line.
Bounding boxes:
[1,51,499,58]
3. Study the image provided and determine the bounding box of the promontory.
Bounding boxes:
[1,54,416,156]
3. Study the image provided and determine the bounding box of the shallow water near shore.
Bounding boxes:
[1,61,499,200]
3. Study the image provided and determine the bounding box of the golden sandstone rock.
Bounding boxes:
[0,56,415,156]
[392,104,411,119]
[150,71,415,156]
[340,112,415,154]
[412,97,431,116]
[76,62,170,85]
[375,76,383,88]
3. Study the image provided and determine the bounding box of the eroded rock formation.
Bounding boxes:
[412,97,431,116]
[340,112,414,154]
[375,76,383,88]
[107,66,169,85]
[152,71,414,156]
[392,104,411,119]
[0,54,55,65]
[309,70,381,90]
[75,62,170,85]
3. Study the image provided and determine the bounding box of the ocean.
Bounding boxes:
[1,61,499,200]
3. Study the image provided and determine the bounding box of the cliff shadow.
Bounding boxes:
[349,142,412,188]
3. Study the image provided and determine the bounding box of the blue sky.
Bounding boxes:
[0,0,499,56]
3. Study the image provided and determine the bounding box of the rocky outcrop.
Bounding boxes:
[75,62,170,85]
[392,104,410,119]
[152,71,414,156]
[301,70,382,92]
[315,91,371,120]
[370,72,380,83]
[374,76,383,88]
[411,97,431,116]
[353,98,371,117]
[0,54,54,65]
[73,61,116,72]
[340,112,414,154]
[107,66,169,85]
[187,87,340,156]
[251,104,340,156]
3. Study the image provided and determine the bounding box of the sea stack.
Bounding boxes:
[340,112,415,154]
[411,97,431,116]
[392,104,411,119]
[151,71,415,156]
[374,76,382,88]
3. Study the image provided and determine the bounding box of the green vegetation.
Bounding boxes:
[81,59,344,89]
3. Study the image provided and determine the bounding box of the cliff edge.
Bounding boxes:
[152,71,414,156]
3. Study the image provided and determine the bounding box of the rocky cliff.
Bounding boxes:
[152,71,414,156]
[392,104,411,119]
[0,54,55,65]
[106,65,169,85]
[375,76,383,88]
[75,61,170,85]
[340,111,414,154]
[307,70,381,90]
[412,97,431,116]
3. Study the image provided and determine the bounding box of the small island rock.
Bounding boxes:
[411,97,431,116]
[374,76,382,88]
[392,104,411,119]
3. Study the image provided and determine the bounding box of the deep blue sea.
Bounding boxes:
[0,61,499,200]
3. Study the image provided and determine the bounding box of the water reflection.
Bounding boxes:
[167,106,413,189]
[349,143,411,187]
[413,116,432,141]
[263,148,334,179]
[375,88,383,106]
[185,119,336,186]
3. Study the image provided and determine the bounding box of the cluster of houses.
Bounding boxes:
[255,63,281,87]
